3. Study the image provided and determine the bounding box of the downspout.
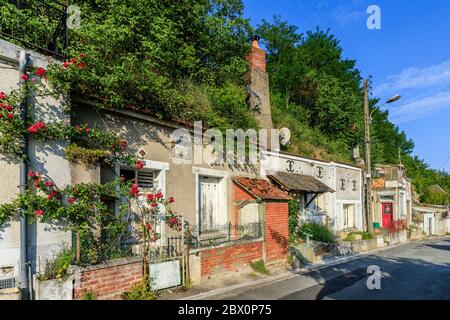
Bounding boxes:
[19,50,30,300]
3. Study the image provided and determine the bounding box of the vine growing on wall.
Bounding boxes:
[0,55,183,266]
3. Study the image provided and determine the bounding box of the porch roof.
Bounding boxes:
[267,172,335,194]
[232,176,293,201]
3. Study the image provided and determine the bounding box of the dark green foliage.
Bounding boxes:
[299,222,336,243]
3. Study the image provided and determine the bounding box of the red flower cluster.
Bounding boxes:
[155,192,163,199]
[6,113,14,119]
[35,210,44,217]
[28,170,41,187]
[36,68,46,78]
[63,55,87,69]
[130,183,140,197]
[0,92,5,100]
[48,190,58,200]
[135,160,144,170]
[27,122,47,134]
[21,74,29,81]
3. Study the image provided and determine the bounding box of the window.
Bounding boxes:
[120,168,157,191]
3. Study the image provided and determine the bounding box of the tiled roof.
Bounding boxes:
[233,176,292,201]
[372,178,385,189]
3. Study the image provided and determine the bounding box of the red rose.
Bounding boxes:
[152,236,158,242]
[67,197,75,204]
[70,58,77,64]
[169,197,174,203]
[85,127,91,134]
[21,74,29,81]
[120,175,125,182]
[6,105,12,111]
[151,202,158,208]
[45,181,54,187]
[27,122,47,134]
[36,68,45,77]
[130,184,139,197]
[63,61,70,68]
[35,210,44,217]
[155,192,163,199]
[7,113,13,119]
[28,170,36,178]
[135,160,144,170]
[77,62,86,69]
[147,193,154,201]
[0,92,5,100]
[146,223,152,230]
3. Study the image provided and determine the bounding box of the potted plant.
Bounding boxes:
[35,248,74,300]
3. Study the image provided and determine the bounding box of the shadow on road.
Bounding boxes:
[282,254,450,300]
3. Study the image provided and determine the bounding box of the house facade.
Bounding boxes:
[0,39,71,282]
[371,164,413,231]
[260,150,365,234]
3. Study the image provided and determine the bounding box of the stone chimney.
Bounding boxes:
[245,35,273,131]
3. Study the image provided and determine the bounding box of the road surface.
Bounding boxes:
[210,238,450,300]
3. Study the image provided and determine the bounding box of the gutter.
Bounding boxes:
[18,50,30,300]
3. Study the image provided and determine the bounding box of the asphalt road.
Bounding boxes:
[213,238,450,300]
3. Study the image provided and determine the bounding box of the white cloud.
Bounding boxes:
[374,60,450,95]
[389,91,450,124]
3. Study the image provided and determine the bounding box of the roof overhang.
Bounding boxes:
[267,172,335,194]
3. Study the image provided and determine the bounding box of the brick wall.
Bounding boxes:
[265,202,289,262]
[199,241,263,279]
[72,256,143,300]
[246,46,266,72]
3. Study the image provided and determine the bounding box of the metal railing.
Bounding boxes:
[188,222,264,249]
[0,0,68,59]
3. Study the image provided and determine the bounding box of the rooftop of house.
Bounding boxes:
[232,176,292,201]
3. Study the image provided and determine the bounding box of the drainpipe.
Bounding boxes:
[19,50,30,300]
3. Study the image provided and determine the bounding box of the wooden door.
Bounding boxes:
[382,202,393,228]
[199,176,222,227]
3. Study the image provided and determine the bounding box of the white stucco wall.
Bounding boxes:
[260,150,364,232]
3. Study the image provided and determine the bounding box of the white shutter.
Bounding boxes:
[199,176,222,226]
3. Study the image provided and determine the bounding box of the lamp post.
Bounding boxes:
[364,78,400,233]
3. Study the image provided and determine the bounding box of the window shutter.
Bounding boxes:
[137,171,155,189]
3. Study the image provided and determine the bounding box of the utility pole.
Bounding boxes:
[364,79,373,233]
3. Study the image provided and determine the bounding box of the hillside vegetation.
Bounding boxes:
[0,0,448,204]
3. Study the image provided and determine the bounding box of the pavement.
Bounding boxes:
[170,237,450,300]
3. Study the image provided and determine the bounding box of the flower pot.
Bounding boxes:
[36,275,74,300]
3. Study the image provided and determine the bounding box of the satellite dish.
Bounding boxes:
[279,127,291,146]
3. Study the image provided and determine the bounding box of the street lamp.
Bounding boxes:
[369,94,401,122]
[364,81,401,233]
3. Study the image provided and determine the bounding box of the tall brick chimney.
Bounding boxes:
[246,35,273,131]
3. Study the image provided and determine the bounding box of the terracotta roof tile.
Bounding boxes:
[233,177,292,201]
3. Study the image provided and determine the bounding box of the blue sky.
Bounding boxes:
[243,0,450,172]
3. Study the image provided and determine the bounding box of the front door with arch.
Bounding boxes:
[382,202,393,228]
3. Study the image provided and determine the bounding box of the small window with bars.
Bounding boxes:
[120,168,157,190]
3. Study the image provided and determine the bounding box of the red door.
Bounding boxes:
[382,203,393,228]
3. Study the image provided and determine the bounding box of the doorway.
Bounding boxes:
[382,202,393,228]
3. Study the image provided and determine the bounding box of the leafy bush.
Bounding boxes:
[82,290,97,300]
[298,222,336,243]
[288,200,300,241]
[343,231,374,242]
[121,276,158,300]
[38,248,73,281]
[249,259,269,274]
